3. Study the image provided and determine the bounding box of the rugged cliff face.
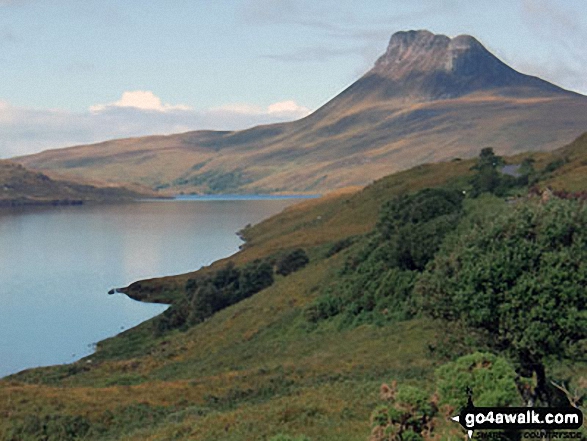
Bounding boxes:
[367,30,568,98]
[15,30,587,194]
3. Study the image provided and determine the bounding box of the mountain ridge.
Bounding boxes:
[14,30,587,194]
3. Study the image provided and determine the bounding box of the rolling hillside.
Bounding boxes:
[15,30,587,194]
[0,160,146,207]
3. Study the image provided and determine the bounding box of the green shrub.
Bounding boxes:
[304,294,343,323]
[153,299,191,336]
[306,187,464,327]
[238,259,274,298]
[435,352,523,409]
[469,147,527,196]
[5,414,91,441]
[275,248,310,276]
[544,158,567,173]
[153,260,275,335]
[325,237,355,257]
[370,383,437,441]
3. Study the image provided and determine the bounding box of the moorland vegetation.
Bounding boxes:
[3,135,587,440]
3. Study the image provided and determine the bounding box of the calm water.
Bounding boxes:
[0,198,297,378]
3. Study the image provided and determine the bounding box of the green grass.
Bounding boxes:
[3,133,587,440]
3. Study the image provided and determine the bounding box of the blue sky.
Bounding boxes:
[1,0,586,157]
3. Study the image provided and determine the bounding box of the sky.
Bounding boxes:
[0,0,586,158]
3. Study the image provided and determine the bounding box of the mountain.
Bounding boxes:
[360,30,570,99]
[0,159,145,207]
[15,30,587,194]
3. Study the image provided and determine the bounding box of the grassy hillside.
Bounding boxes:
[0,160,147,207]
[15,95,587,195]
[2,135,587,440]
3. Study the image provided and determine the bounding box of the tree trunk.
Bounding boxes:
[534,362,548,406]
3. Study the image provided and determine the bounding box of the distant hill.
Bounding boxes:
[15,30,587,194]
[0,160,145,207]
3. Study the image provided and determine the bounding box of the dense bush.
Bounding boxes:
[544,157,567,173]
[469,147,532,197]
[435,352,522,409]
[515,157,536,186]
[238,260,274,298]
[153,260,274,336]
[153,299,191,336]
[325,236,355,257]
[376,187,464,271]
[275,249,310,276]
[5,414,91,441]
[416,198,587,404]
[370,354,525,441]
[306,187,464,326]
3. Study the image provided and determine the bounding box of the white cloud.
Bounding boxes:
[267,100,310,117]
[90,90,191,112]
[0,98,313,158]
[212,100,310,119]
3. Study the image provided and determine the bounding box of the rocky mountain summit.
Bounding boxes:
[356,30,574,101]
[15,30,587,194]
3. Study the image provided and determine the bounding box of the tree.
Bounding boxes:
[276,248,310,276]
[470,147,505,196]
[189,283,224,324]
[377,188,464,271]
[415,199,587,404]
[237,259,274,300]
[305,187,464,327]
[153,299,190,336]
[212,262,240,289]
[519,157,535,173]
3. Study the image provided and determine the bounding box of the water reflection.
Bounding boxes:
[0,199,296,377]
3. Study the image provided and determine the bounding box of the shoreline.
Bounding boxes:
[1,195,308,378]
[107,194,322,304]
[139,193,322,202]
[0,193,320,211]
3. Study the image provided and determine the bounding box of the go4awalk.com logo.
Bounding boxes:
[451,398,583,439]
